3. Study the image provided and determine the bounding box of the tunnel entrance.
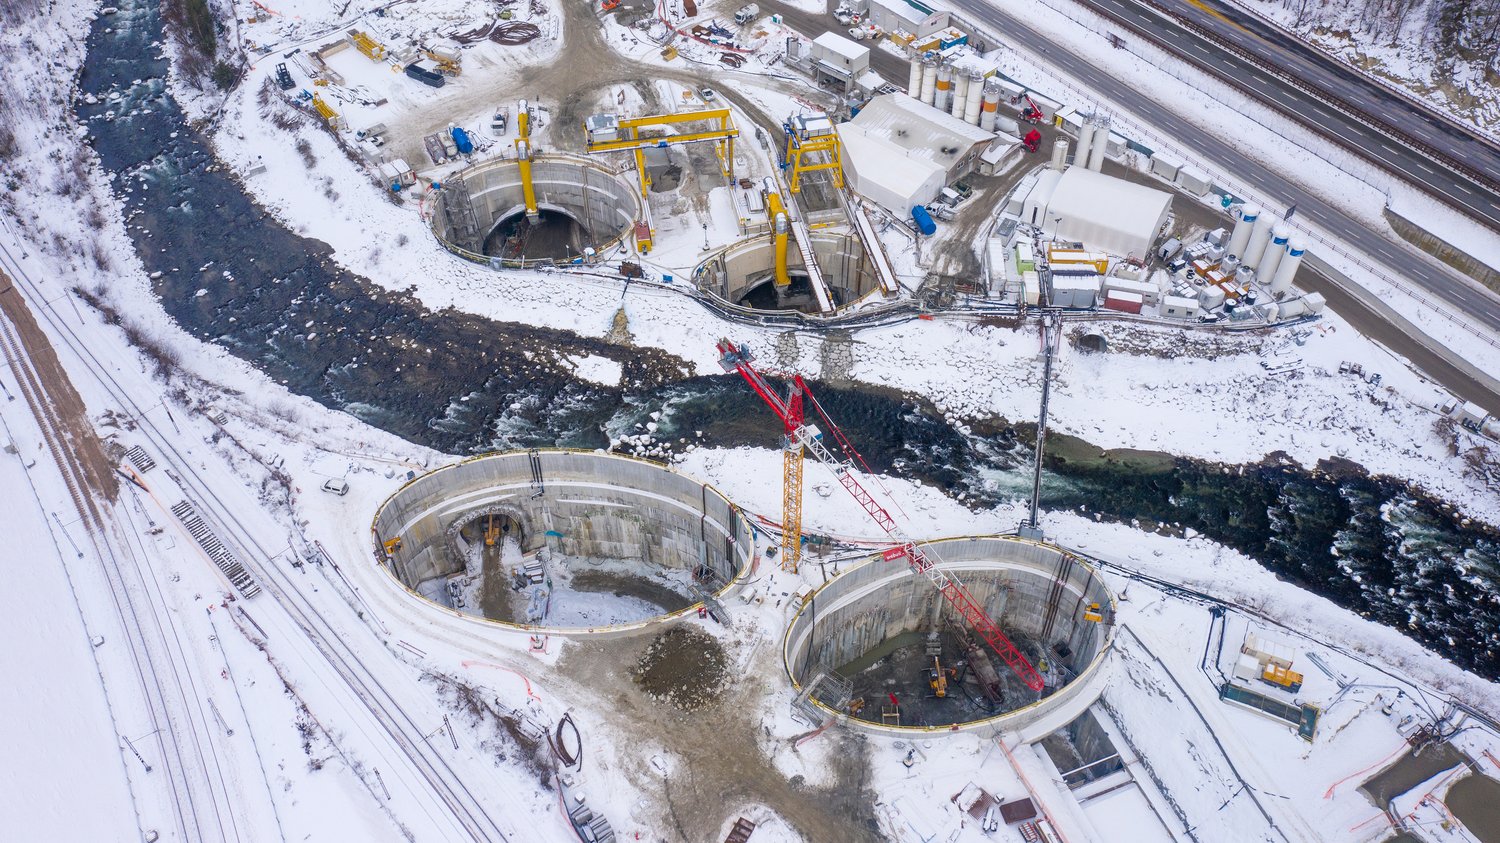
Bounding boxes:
[735,272,848,313]
[483,208,593,261]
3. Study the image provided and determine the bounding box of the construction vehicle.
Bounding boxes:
[1022,129,1042,153]
[491,107,510,133]
[424,41,462,76]
[601,0,620,11]
[734,3,759,23]
[1021,94,1044,124]
[717,339,1046,693]
[928,657,949,698]
[382,536,403,555]
[515,100,540,220]
[274,62,295,90]
[485,515,501,547]
[1083,601,1104,623]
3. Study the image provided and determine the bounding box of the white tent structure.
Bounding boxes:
[838,93,994,217]
[1038,167,1171,259]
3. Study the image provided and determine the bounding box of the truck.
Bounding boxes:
[734,3,759,24]
[490,107,510,133]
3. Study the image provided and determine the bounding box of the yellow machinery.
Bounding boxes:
[929,657,948,698]
[765,187,792,290]
[515,100,539,220]
[423,43,461,76]
[382,536,403,555]
[583,109,738,244]
[349,29,387,62]
[1083,601,1104,622]
[484,515,500,547]
[311,93,341,129]
[783,113,842,194]
[1261,663,1304,693]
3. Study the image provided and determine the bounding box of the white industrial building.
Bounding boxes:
[807,32,871,93]
[850,0,952,39]
[1019,166,1172,259]
[839,93,994,216]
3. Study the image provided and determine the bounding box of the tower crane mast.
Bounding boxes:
[717,339,1046,693]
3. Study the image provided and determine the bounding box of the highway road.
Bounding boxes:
[1085,0,1500,229]
[885,0,1500,343]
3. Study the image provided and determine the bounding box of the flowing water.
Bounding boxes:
[76,0,1500,681]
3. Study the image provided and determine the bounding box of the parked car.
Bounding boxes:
[699,86,717,101]
[322,478,350,496]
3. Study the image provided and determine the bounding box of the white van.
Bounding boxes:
[322,478,350,496]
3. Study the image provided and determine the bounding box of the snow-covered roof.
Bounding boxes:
[813,31,868,63]
[838,123,947,215]
[847,94,993,169]
[1041,166,1172,259]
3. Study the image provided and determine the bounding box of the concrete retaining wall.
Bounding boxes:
[783,536,1116,740]
[432,156,641,254]
[696,231,879,309]
[372,451,755,623]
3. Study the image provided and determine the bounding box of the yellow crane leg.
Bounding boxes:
[772,213,791,289]
[518,156,539,219]
[782,443,804,572]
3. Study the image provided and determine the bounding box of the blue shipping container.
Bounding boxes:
[911,205,936,235]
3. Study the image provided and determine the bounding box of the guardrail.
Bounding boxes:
[944,4,1500,352]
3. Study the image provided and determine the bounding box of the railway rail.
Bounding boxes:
[0,241,511,842]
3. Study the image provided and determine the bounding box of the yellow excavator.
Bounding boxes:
[929,656,949,698]
[765,186,792,291]
[484,515,501,547]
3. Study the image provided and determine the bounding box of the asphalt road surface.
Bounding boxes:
[1112,0,1500,226]
[919,0,1500,342]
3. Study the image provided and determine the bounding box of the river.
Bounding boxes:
[75,0,1499,681]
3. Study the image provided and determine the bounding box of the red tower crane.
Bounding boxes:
[716,339,1046,693]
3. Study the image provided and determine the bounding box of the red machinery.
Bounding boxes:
[1023,129,1042,153]
[1021,94,1044,124]
[716,339,1046,693]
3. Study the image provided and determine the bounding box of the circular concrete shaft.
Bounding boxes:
[431,155,642,266]
[784,537,1115,736]
[372,451,754,634]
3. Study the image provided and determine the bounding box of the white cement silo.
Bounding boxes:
[1244,210,1276,268]
[1087,117,1110,171]
[1227,204,1259,259]
[964,72,984,125]
[908,56,923,99]
[934,63,954,112]
[920,59,938,106]
[1258,225,1291,285]
[951,71,970,121]
[1051,138,1069,171]
[1271,240,1306,296]
[1073,116,1094,171]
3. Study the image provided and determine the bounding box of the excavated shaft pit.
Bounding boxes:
[784,537,1115,736]
[695,230,881,314]
[372,451,753,634]
[431,155,641,265]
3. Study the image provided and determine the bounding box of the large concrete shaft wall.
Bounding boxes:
[784,537,1116,739]
[700,232,877,306]
[432,156,641,249]
[372,451,753,598]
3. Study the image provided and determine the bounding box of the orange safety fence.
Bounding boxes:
[1324,741,1409,799]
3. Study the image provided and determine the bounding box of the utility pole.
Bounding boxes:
[1020,313,1057,540]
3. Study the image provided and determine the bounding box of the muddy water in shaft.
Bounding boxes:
[80,1,1500,681]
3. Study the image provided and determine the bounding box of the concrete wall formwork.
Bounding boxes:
[431,155,642,263]
[371,450,756,634]
[784,536,1116,740]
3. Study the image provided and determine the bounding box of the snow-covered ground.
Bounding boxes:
[5,0,1500,839]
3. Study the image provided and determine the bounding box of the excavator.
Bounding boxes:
[928,656,951,698]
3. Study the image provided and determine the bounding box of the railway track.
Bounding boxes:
[0,273,241,842]
[0,242,511,841]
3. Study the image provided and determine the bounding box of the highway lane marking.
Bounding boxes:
[1182,0,1246,32]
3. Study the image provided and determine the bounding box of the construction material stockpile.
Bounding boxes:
[489,21,542,44]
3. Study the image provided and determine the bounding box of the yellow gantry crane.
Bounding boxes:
[583,109,738,252]
[515,99,539,220]
[783,113,842,194]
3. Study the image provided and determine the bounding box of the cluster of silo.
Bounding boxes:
[1070,113,1111,172]
[907,55,995,128]
[1226,203,1307,297]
